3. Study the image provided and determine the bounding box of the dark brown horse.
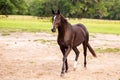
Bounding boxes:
[51,10,96,76]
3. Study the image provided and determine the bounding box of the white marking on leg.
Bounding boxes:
[74,61,77,69]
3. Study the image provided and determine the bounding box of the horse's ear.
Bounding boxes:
[57,10,60,14]
[52,9,55,14]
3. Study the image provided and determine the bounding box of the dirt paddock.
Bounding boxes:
[0,32,120,80]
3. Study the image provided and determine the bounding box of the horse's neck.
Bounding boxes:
[58,25,65,38]
[58,22,71,39]
[57,16,72,39]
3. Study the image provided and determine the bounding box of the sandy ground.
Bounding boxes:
[0,32,120,80]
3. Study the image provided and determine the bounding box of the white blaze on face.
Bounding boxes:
[53,15,56,21]
[52,15,56,27]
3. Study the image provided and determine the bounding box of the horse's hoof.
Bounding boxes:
[84,66,87,70]
[65,70,68,73]
[60,73,64,77]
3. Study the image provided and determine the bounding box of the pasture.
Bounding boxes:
[0,15,120,34]
[0,15,120,80]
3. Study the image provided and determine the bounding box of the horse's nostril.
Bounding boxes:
[51,28,56,32]
[51,29,53,32]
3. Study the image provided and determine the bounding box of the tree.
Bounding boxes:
[0,0,15,15]
[105,0,120,20]
[0,0,28,15]
[10,0,28,15]
[71,0,107,18]
[28,0,44,16]
[1,0,120,20]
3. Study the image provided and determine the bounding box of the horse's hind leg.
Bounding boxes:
[83,42,87,68]
[73,47,80,70]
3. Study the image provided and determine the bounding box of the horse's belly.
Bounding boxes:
[73,33,85,47]
[73,39,84,47]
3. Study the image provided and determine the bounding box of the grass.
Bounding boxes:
[0,15,120,34]
[70,18,120,34]
[95,48,120,53]
[34,39,48,44]
[34,39,56,44]
[0,19,51,32]
[85,23,120,34]
[1,32,10,36]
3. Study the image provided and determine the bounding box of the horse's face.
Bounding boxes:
[51,10,61,32]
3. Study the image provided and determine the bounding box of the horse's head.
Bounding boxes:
[51,10,61,32]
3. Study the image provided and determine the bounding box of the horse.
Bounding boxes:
[51,10,97,77]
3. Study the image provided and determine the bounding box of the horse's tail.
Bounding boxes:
[87,43,97,57]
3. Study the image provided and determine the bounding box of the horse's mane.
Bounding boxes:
[60,14,68,24]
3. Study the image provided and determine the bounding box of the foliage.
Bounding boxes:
[0,0,120,19]
[0,0,28,15]
[10,0,28,15]
[27,0,120,19]
[105,0,120,20]
[0,0,15,15]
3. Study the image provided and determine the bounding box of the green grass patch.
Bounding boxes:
[85,23,120,34]
[33,39,56,44]
[70,18,120,34]
[1,32,10,36]
[34,39,47,44]
[95,48,120,53]
[0,15,120,34]
[0,19,51,32]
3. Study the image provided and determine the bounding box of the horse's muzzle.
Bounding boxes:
[51,28,56,32]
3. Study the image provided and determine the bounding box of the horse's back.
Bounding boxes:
[73,23,88,33]
[72,23,89,47]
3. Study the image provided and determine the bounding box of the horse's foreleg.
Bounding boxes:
[65,59,68,73]
[60,46,68,73]
[73,47,80,70]
[83,42,87,68]
[61,46,71,77]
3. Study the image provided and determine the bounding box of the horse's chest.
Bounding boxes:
[57,32,73,47]
[57,39,66,46]
[57,38,72,47]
